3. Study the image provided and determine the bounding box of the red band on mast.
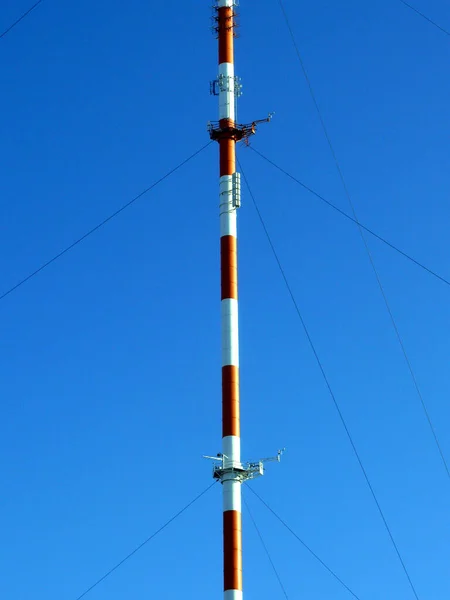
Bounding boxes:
[218,7,234,64]
[221,236,238,300]
[223,511,243,591]
[222,365,240,438]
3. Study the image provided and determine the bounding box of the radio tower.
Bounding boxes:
[205,2,282,600]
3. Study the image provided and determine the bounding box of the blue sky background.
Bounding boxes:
[0,0,449,598]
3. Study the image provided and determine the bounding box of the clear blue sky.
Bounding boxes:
[0,0,449,598]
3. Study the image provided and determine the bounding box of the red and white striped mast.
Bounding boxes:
[205,3,281,599]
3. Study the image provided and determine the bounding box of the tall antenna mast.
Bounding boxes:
[205,3,280,599]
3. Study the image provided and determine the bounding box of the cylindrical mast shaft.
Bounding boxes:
[208,7,277,597]
[217,2,242,599]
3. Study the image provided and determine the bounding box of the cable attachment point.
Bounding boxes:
[203,448,284,483]
[207,113,273,144]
